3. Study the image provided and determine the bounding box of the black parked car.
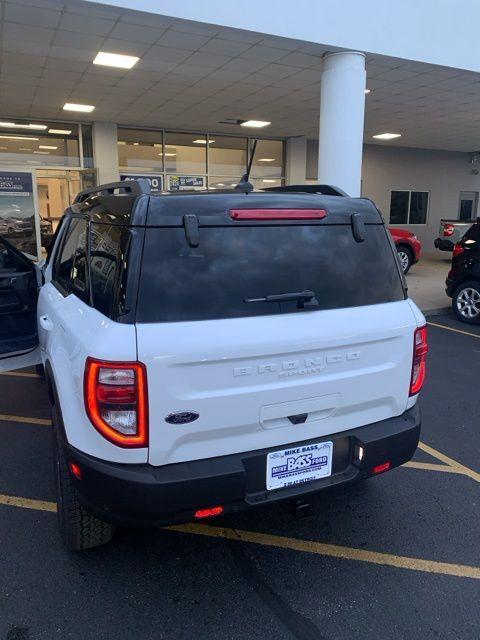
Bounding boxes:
[446,221,480,324]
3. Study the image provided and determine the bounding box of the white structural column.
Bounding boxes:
[318,51,366,196]
[286,136,307,184]
[92,122,119,184]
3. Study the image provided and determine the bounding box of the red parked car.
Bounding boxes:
[389,228,422,274]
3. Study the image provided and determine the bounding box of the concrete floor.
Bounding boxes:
[406,252,452,315]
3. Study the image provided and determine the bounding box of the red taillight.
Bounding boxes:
[409,326,428,396]
[69,462,82,480]
[84,358,148,448]
[372,461,391,475]
[452,243,465,257]
[230,209,327,220]
[194,505,224,519]
[443,223,455,237]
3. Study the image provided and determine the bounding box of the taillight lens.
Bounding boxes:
[409,326,428,396]
[443,223,455,237]
[230,209,327,220]
[452,243,465,257]
[84,358,148,447]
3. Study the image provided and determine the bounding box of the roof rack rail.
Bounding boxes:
[73,179,150,204]
[262,184,348,197]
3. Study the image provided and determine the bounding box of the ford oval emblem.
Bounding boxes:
[165,411,199,425]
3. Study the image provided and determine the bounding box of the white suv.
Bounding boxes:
[0,180,427,550]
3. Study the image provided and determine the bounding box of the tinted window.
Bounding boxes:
[463,223,480,242]
[90,223,123,317]
[389,191,409,224]
[409,191,428,224]
[53,218,88,298]
[137,224,404,323]
[390,190,428,224]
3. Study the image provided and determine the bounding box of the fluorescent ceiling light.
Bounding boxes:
[34,150,49,154]
[0,121,47,130]
[39,145,58,150]
[158,152,176,156]
[19,148,32,151]
[48,128,72,135]
[192,139,214,144]
[0,146,7,150]
[0,135,39,140]
[93,51,139,70]
[373,132,401,140]
[262,179,277,183]
[258,158,275,162]
[216,183,224,187]
[117,141,126,145]
[63,103,95,113]
[133,142,139,146]
[240,120,270,128]
[364,89,371,94]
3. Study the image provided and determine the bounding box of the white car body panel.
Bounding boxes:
[138,298,421,467]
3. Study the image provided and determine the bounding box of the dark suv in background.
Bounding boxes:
[446,221,480,324]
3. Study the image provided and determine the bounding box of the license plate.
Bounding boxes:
[266,441,333,491]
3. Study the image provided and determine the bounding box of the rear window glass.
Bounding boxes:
[136,224,404,323]
[462,223,480,241]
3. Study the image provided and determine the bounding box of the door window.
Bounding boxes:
[458,191,478,221]
[53,217,88,300]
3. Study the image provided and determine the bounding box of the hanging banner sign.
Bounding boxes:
[0,171,33,196]
[120,173,163,194]
[168,175,205,191]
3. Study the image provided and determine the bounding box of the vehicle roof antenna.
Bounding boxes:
[235,139,257,193]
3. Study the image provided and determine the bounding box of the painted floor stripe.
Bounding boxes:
[403,461,460,474]
[428,321,480,339]
[0,492,478,580]
[0,413,51,426]
[0,371,39,379]
[418,441,480,483]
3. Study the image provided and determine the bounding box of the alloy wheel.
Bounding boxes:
[456,287,480,319]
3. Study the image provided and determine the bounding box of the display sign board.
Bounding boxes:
[0,170,38,258]
[120,173,163,194]
[168,175,205,191]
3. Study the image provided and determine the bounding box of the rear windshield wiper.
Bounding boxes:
[243,290,319,309]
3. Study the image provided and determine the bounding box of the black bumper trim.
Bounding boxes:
[434,237,454,251]
[65,405,421,526]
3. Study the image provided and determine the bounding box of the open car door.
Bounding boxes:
[0,235,41,373]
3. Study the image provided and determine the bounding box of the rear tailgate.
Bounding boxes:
[135,193,417,467]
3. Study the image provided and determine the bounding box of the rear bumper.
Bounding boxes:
[434,237,454,251]
[64,405,421,527]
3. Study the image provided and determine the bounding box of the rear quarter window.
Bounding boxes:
[136,223,405,323]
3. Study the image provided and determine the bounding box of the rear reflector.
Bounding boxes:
[452,243,465,257]
[69,462,82,480]
[443,223,455,237]
[194,505,224,519]
[230,209,327,220]
[372,461,391,475]
[409,326,428,396]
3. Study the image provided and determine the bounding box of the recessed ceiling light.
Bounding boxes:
[34,150,50,154]
[133,142,139,146]
[93,51,139,70]
[373,132,402,140]
[19,148,32,151]
[262,179,277,183]
[117,141,126,145]
[240,120,270,128]
[216,183,224,187]
[63,103,95,113]
[230,183,237,187]
[258,158,275,162]
[39,145,58,150]
[48,128,72,135]
[0,135,39,141]
[365,89,371,94]
[158,152,176,156]
[0,121,47,130]
[0,146,7,150]
[192,139,214,144]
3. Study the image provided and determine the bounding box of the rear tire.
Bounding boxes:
[452,281,480,325]
[396,245,413,274]
[52,405,115,551]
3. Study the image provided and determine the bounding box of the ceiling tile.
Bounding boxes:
[156,30,210,51]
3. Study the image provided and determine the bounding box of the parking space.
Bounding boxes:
[0,313,479,640]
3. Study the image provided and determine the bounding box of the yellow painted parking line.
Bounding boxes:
[0,371,39,379]
[418,441,480,483]
[0,413,51,426]
[403,461,460,474]
[0,493,56,513]
[1,491,478,580]
[428,321,480,339]
[167,523,480,581]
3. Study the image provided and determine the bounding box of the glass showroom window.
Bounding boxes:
[0,120,81,167]
[117,128,164,173]
[164,132,207,190]
[390,190,429,224]
[208,136,248,190]
[249,139,285,190]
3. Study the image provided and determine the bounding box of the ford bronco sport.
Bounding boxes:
[0,179,427,550]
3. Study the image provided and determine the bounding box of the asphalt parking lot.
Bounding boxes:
[0,313,479,640]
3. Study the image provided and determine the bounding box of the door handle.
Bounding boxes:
[39,315,54,331]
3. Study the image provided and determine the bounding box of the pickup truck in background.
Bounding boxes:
[434,219,476,251]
